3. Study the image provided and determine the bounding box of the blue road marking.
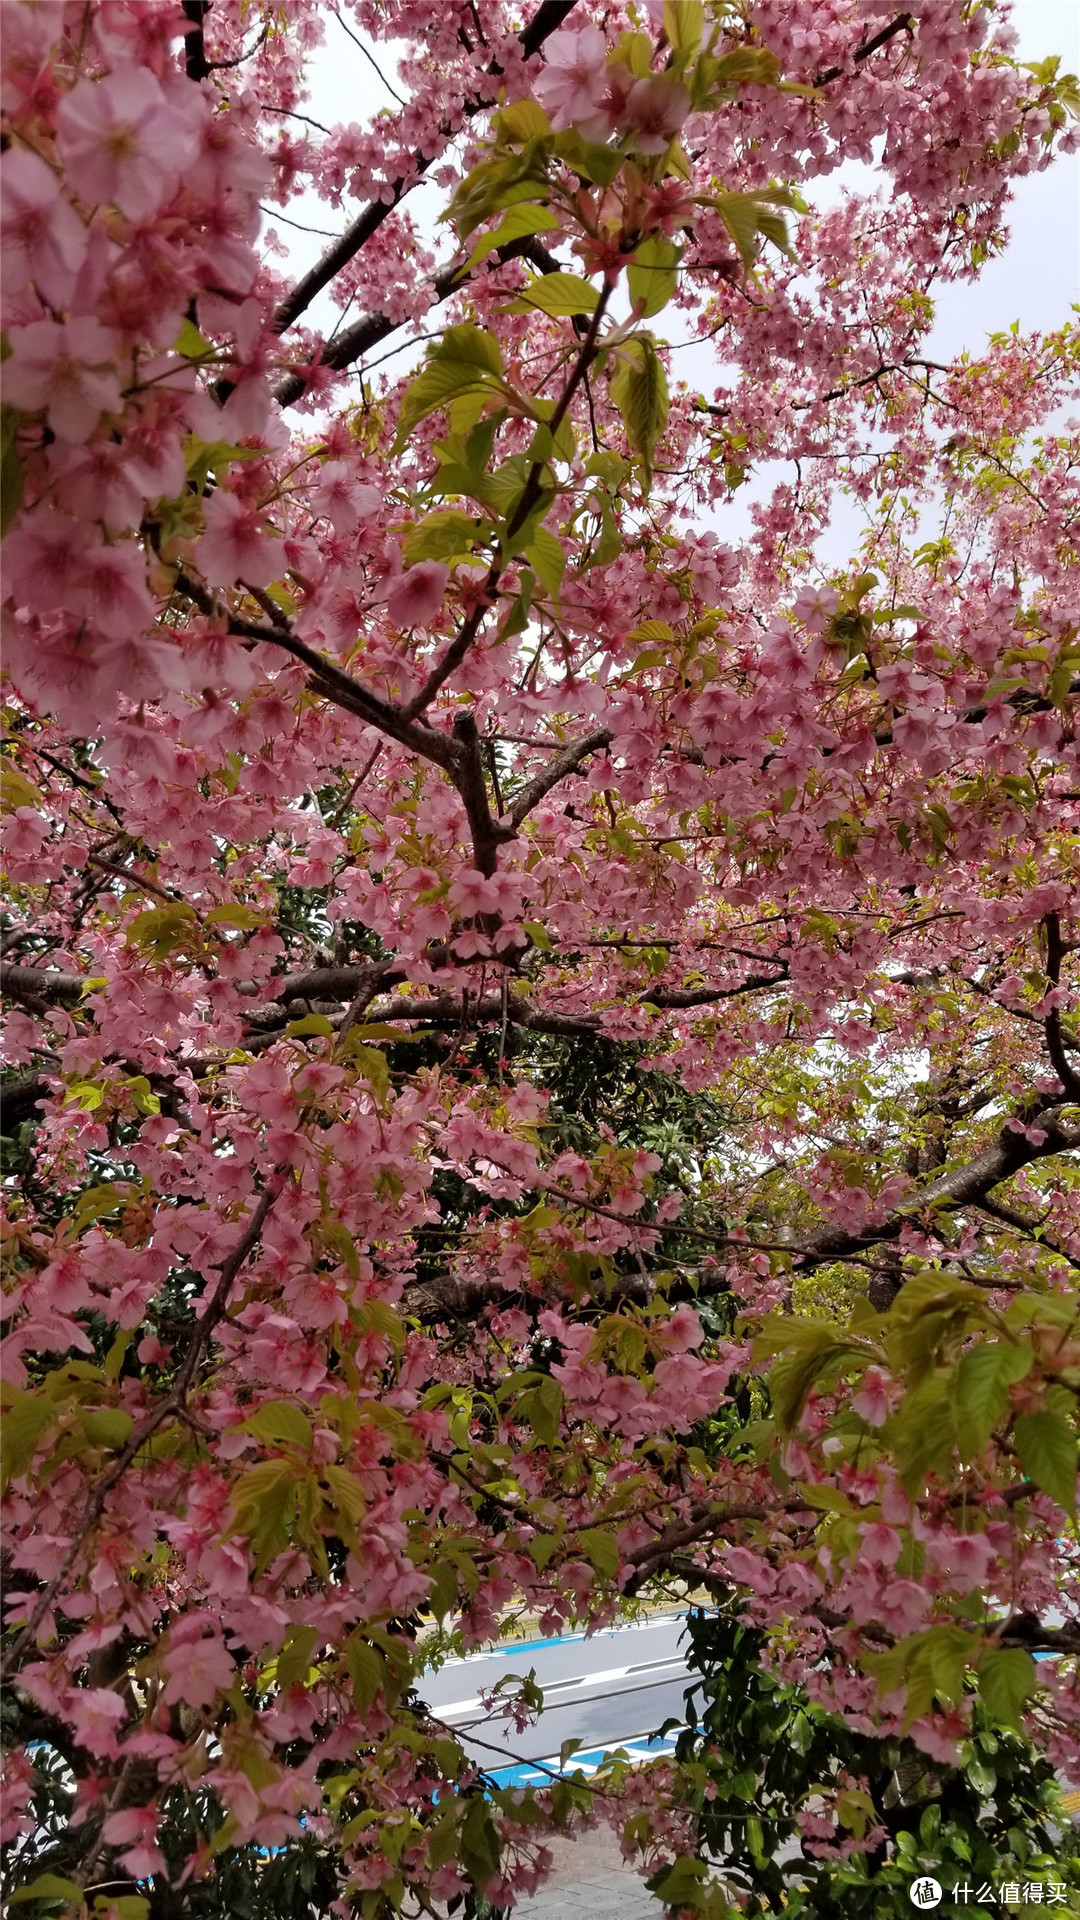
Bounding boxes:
[484,1734,680,1792]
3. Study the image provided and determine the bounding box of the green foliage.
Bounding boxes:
[670,1605,1080,1916]
[394,326,506,451]
[506,270,599,317]
[609,334,669,491]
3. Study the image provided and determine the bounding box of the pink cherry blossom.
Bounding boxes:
[56,67,200,223]
[68,540,156,638]
[623,75,692,154]
[3,808,49,858]
[533,26,610,133]
[1,147,88,312]
[3,316,122,443]
[447,869,500,916]
[66,1686,128,1757]
[102,1806,166,1880]
[310,464,381,534]
[852,1369,891,1426]
[794,584,840,632]
[160,1624,234,1711]
[196,488,287,589]
[384,560,449,629]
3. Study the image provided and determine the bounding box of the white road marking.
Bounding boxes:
[434,1658,687,1720]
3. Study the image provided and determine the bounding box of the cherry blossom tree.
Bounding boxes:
[2,1,1079,1914]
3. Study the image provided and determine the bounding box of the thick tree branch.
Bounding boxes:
[271,236,563,410]
[181,0,211,82]
[504,728,613,828]
[1043,911,1080,1100]
[449,709,516,876]
[172,569,462,771]
[800,1101,1080,1268]
[1,963,85,1010]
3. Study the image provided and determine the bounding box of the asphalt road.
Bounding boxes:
[420,1615,691,1784]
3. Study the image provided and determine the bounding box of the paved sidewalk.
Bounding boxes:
[511,1830,660,1919]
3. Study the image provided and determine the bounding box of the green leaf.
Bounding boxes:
[433,323,504,377]
[576,1527,618,1579]
[646,1856,711,1906]
[571,139,624,187]
[394,327,503,452]
[9,1873,86,1905]
[664,0,703,55]
[425,1559,460,1619]
[286,1012,334,1038]
[175,316,214,360]
[955,1341,1033,1461]
[519,1373,564,1444]
[323,1463,368,1537]
[276,1622,321,1690]
[0,753,44,812]
[124,1075,160,1116]
[64,1081,104,1112]
[714,190,794,270]
[579,498,622,571]
[124,903,196,962]
[627,234,681,318]
[104,1328,133,1382]
[338,1038,391,1106]
[230,1459,299,1568]
[528,396,576,464]
[80,1408,134,1450]
[205,903,267,929]
[609,335,669,491]
[1,430,24,536]
[507,270,599,317]
[242,1399,313,1452]
[525,525,565,600]
[1014,1408,1078,1513]
[345,1635,385,1711]
[70,1182,125,1233]
[1,1389,55,1489]
[627,619,676,645]
[492,99,552,144]
[402,509,480,564]
[497,575,535,639]
[978,1646,1037,1730]
[716,191,762,268]
[460,1794,501,1889]
[464,201,558,272]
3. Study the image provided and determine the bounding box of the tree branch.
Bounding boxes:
[505,728,612,828]
[397,279,611,727]
[1043,911,1080,1100]
[172,569,461,771]
[181,0,211,82]
[268,0,579,340]
[800,1101,1080,1268]
[814,14,914,88]
[1,963,85,1011]
[271,236,563,410]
